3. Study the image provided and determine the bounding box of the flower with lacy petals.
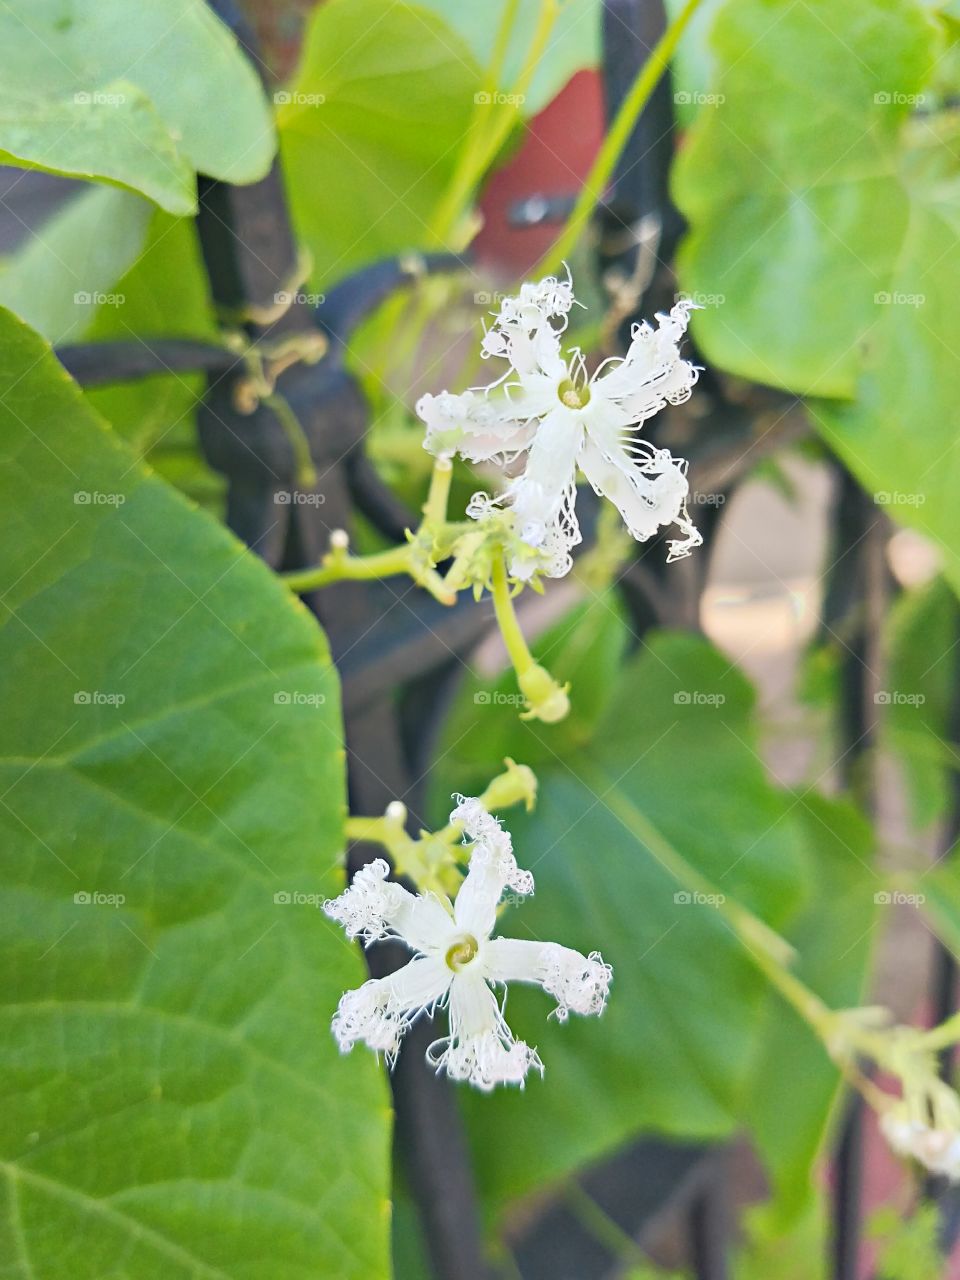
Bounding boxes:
[416,272,702,580]
[324,796,612,1091]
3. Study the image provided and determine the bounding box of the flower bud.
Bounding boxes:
[518,664,570,724]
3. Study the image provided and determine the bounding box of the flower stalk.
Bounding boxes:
[490,555,570,723]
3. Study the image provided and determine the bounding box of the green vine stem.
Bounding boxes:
[490,554,570,722]
[535,0,704,278]
[281,459,458,604]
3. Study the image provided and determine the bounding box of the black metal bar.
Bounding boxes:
[926,596,960,1253]
[56,338,236,386]
[823,468,890,1280]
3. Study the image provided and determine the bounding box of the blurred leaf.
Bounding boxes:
[672,0,960,592]
[742,794,876,1221]
[813,130,960,591]
[279,0,482,284]
[0,0,275,212]
[674,0,936,399]
[881,576,960,828]
[868,1202,942,1280]
[435,626,812,1215]
[0,186,151,343]
[918,866,960,953]
[0,308,390,1278]
[733,1200,827,1280]
[418,0,601,115]
[83,209,225,511]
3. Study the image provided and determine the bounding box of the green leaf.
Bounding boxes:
[436,628,811,1215]
[82,208,225,510]
[279,0,482,284]
[417,0,601,116]
[881,576,960,828]
[742,794,876,1222]
[0,307,390,1278]
[0,186,152,344]
[918,866,960,954]
[0,0,275,213]
[672,0,960,592]
[674,0,937,397]
[811,132,960,590]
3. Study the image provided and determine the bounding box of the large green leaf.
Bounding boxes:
[812,134,960,591]
[742,795,876,1222]
[435,627,811,1214]
[673,0,937,399]
[0,308,390,1278]
[279,0,482,284]
[0,0,275,214]
[672,0,960,591]
[0,186,152,344]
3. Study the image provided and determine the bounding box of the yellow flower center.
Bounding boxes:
[558,378,590,410]
[445,933,479,971]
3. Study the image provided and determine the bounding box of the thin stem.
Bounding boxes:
[282,534,455,604]
[429,0,558,246]
[562,1182,654,1271]
[491,554,536,677]
[535,0,704,277]
[284,543,415,592]
[422,458,453,528]
[262,391,317,489]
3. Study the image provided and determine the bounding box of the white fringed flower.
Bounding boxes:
[416,272,702,580]
[324,796,612,1091]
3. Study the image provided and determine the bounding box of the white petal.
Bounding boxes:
[484,939,612,1021]
[451,797,534,938]
[505,405,583,551]
[323,858,404,944]
[578,432,702,561]
[416,388,532,463]
[427,970,542,1091]
[332,957,452,1064]
[324,858,454,953]
[594,300,699,420]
